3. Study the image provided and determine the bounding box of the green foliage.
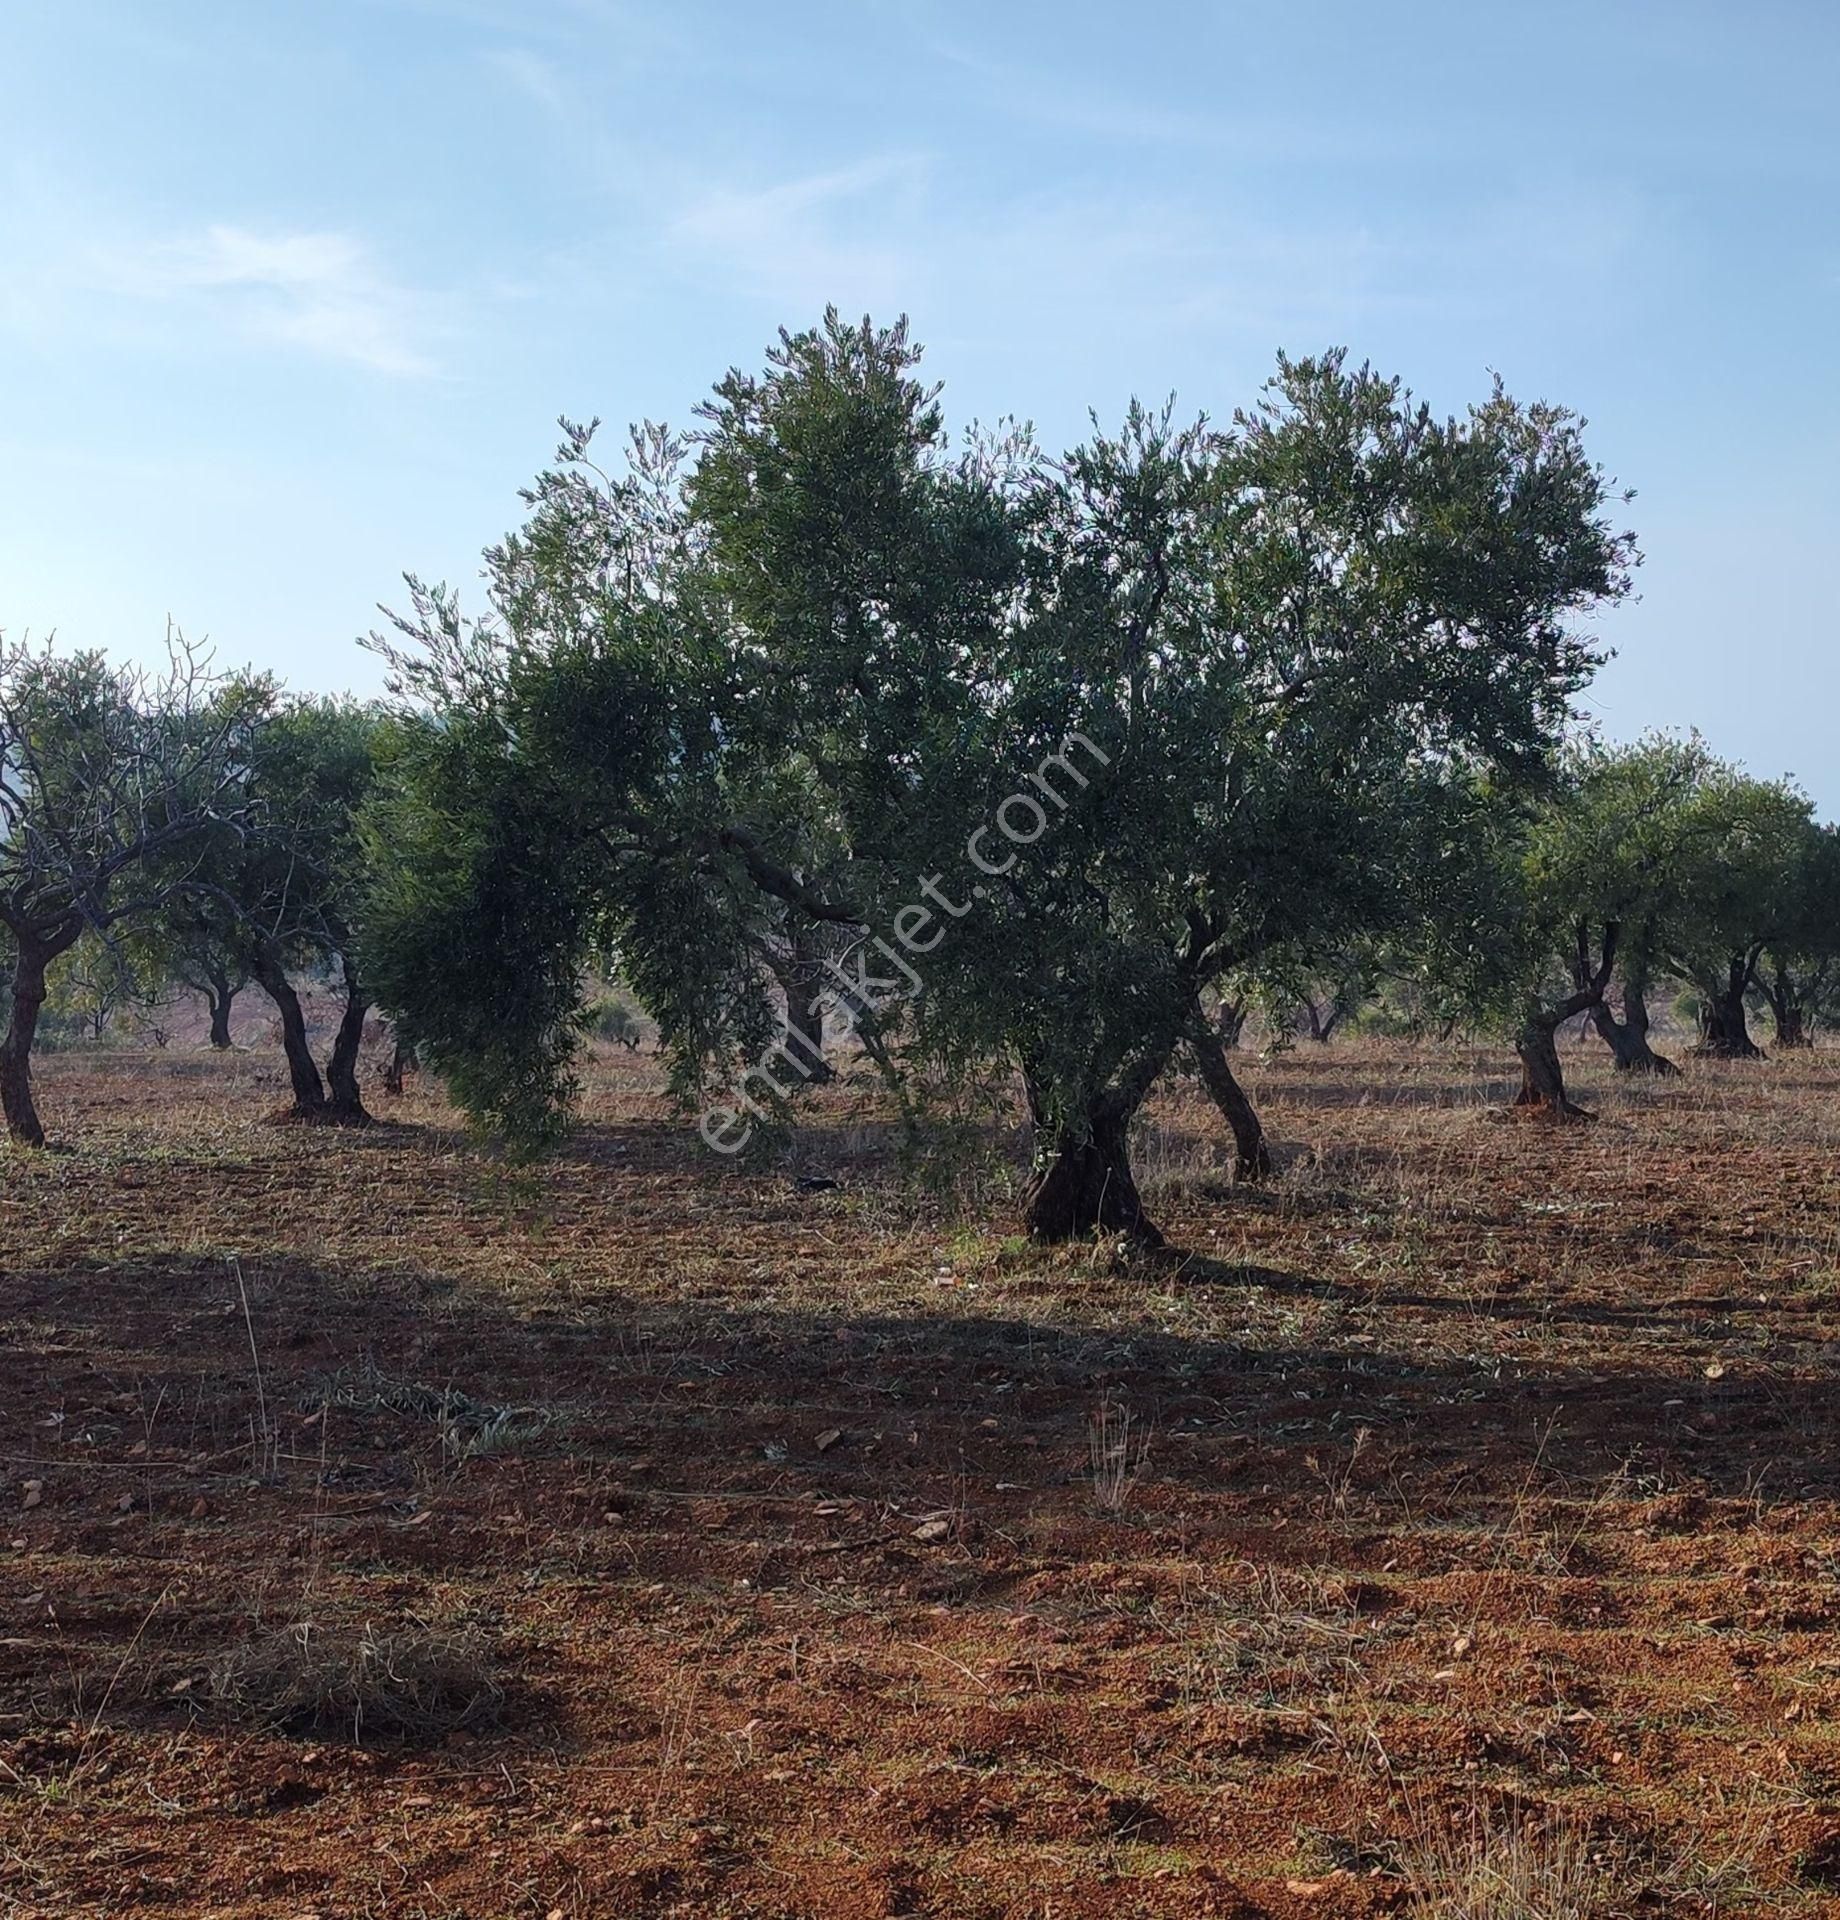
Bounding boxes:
[361,701,594,1146]
[0,639,260,955]
[36,933,146,1049]
[362,314,1638,1161]
[152,689,384,983]
[1659,764,1814,997]
[1387,734,1790,1045]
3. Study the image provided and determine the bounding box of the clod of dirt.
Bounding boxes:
[1802,1832,1840,1887]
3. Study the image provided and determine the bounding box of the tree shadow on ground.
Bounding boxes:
[6,1249,1833,1528]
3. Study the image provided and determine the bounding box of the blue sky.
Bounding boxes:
[2,1,1835,807]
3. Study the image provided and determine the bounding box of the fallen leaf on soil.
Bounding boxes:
[911,1519,951,1543]
[20,1482,43,1511]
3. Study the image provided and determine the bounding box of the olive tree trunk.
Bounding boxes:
[1023,1091,1163,1247]
[1,940,52,1146]
[1189,1019,1272,1181]
[1,922,83,1147]
[323,963,372,1126]
[251,950,327,1118]
[768,933,832,1083]
[1514,1012,1595,1120]
[204,966,237,1049]
[1515,919,1620,1121]
[1589,980,1679,1076]
[1763,964,1811,1050]
[1215,997,1248,1050]
[1695,956,1764,1059]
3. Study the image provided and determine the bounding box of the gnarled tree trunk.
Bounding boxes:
[769,933,832,1083]
[1023,1090,1163,1247]
[1695,956,1763,1059]
[1589,980,1679,1076]
[1189,1019,1272,1182]
[204,965,237,1049]
[1302,997,1348,1044]
[1,939,52,1146]
[251,949,327,1119]
[1,920,82,1147]
[1763,964,1811,1050]
[1515,1013,1594,1120]
[323,962,372,1126]
[1515,919,1620,1122]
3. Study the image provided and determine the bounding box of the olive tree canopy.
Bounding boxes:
[366,313,1637,1243]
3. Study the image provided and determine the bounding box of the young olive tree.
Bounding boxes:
[213,695,386,1123]
[1657,771,1813,1058]
[0,634,258,1144]
[1508,739,1725,1112]
[367,314,1635,1245]
[1758,821,1840,1049]
[1401,738,1745,1117]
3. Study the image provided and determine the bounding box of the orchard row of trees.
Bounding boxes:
[5,314,1835,1247]
[0,642,382,1145]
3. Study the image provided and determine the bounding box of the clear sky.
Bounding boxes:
[2,2,1835,807]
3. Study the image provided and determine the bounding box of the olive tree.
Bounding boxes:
[1758,821,1840,1049]
[1509,739,1723,1111]
[367,315,1635,1243]
[202,694,386,1122]
[1657,771,1813,1058]
[0,634,257,1145]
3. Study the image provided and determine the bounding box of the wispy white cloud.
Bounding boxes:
[101,224,436,376]
[667,158,931,310]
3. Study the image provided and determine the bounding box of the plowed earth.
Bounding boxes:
[4,1038,1840,1917]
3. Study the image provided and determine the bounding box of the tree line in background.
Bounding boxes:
[4,313,1836,1245]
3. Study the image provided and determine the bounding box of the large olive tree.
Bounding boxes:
[367,315,1635,1243]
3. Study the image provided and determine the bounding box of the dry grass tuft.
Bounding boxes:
[1399,1805,1613,1920]
[1088,1400,1151,1513]
[203,1621,505,1744]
